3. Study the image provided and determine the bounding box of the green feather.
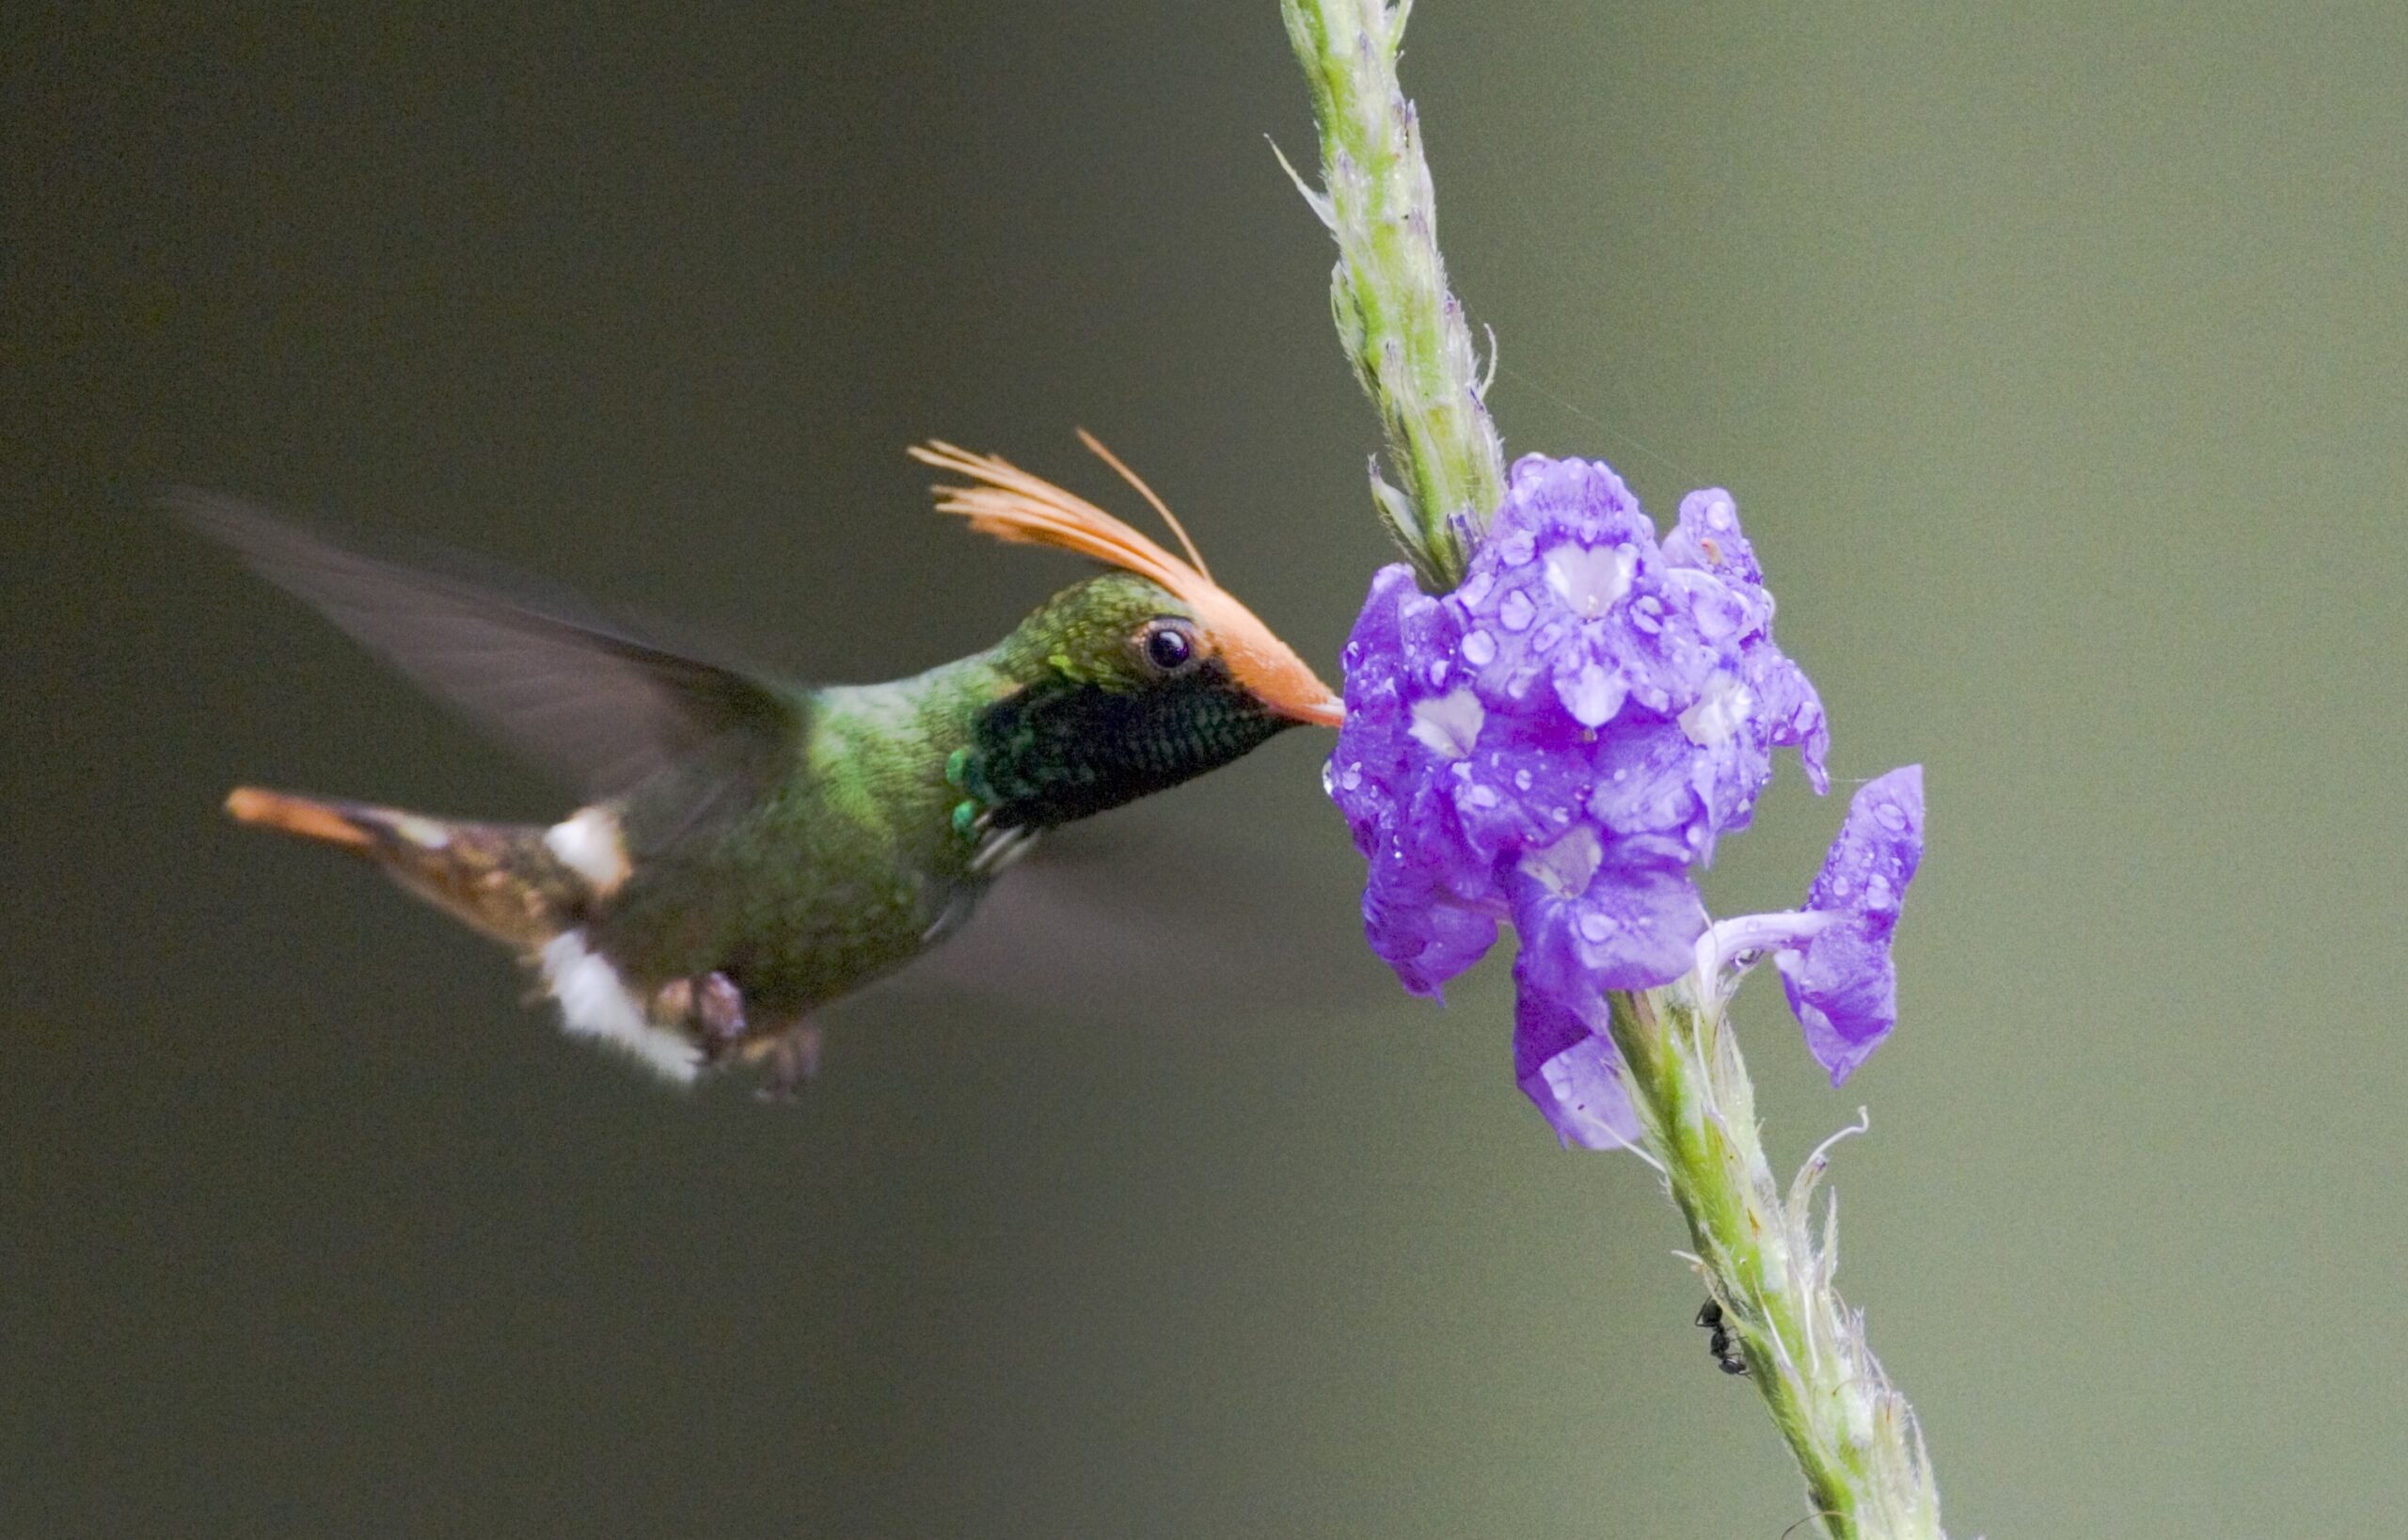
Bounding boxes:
[580,572,1295,1023]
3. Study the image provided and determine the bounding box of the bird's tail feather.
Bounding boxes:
[224,786,585,948]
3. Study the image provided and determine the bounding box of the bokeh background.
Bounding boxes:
[7,4,2404,1535]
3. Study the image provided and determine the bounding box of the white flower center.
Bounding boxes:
[1518,824,1603,900]
[1679,672,1753,749]
[1558,660,1625,728]
[1408,689,1485,759]
[1545,542,1634,618]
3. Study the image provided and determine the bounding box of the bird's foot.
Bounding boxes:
[653,972,749,1063]
[747,1023,824,1102]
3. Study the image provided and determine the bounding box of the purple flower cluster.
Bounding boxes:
[1329,455,1828,997]
[1327,454,1921,1147]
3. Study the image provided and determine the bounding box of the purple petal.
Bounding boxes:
[1448,714,1592,862]
[1747,650,1830,796]
[1512,956,1640,1150]
[1777,765,1925,1081]
[1370,889,1502,999]
[1339,563,1412,677]
[1361,779,1501,998]
[1587,717,1703,843]
[1779,922,1898,1084]
[1806,764,1923,920]
[1664,486,1764,585]
[1509,833,1704,996]
[1504,454,1651,548]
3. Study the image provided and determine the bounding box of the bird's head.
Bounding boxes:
[912,435,1343,830]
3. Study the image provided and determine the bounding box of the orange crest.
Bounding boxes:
[909,433,1342,726]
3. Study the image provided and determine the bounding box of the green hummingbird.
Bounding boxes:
[175,435,1343,1090]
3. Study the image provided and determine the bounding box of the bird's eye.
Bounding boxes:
[1141,620,1198,675]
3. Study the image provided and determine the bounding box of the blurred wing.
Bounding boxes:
[166,491,802,799]
[874,811,1387,1022]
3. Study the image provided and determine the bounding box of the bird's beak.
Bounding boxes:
[1226,631,1345,729]
[1275,691,1346,728]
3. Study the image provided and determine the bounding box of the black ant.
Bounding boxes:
[1695,1299,1749,1376]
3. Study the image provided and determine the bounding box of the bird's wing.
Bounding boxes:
[166,492,803,800]
[871,807,1387,1022]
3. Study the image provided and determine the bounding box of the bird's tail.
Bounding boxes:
[224,786,589,949]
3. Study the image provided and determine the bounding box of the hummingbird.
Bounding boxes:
[174,435,1343,1091]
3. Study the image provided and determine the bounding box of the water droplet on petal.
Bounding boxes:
[1462,630,1497,667]
[1341,762,1364,792]
[1499,589,1536,632]
[1513,769,1533,792]
[1321,762,1338,796]
[1576,911,1615,942]
[1690,586,1742,641]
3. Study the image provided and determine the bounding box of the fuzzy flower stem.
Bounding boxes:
[1608,983,1943,1539]
[1280,0,1505,591]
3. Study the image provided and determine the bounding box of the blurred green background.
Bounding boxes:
[6,3,2403,1535]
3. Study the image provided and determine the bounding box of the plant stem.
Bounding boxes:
[1279,0,1504,591]
[1608,982,1944,1539]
